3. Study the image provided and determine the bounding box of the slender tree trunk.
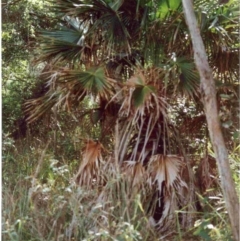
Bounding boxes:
[181,1,239,240]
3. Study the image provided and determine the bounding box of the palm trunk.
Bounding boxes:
[181,0,239,240]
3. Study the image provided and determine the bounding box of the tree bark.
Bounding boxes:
[181,1,239,240]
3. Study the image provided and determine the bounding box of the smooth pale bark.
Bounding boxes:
[181,1,239,240]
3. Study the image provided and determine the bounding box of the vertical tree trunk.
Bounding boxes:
[181,1,239,240]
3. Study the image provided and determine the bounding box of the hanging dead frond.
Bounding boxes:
[75,139,104,188]
[122,161,147,190]
[147,155,186,194]
[147,155,188,229]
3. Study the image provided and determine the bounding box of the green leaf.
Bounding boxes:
[132,85,156,107]
[233,131,240,140]
[194,220,212,241]
[194,227,211,241]
[157,0,181,19]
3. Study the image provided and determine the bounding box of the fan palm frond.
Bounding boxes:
[122,161,147,189]
[75,139,104,188]
[37,31,92,63]
[147,155,186,193]
[121,68,168,118]
[147,154,188,228]
[24,66,116,123]
[175,57,200,98]
[54,0,133,54]
[59,66,115,98]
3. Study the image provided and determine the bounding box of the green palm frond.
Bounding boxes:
[41,28,83,44]
[132,83,156,108]
[37,30,92,63]
[121,69,167,116]
[59,67,115,98]
[24,66,115,123]
[53,0,133,53]
[175,57,200,98]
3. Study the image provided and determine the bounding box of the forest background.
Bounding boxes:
[2,0,240,240]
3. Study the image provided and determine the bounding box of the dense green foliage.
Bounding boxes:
[2,0,58,134]
[2,0,239,240]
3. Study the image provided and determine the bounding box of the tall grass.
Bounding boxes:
[2,138,158,241]
[2,136,238,241]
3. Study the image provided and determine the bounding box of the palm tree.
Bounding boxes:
[25,0,239,233]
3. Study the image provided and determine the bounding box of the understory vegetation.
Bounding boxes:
[2,0,239,240]
[2,132,240,240]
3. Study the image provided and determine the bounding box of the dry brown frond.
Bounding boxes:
[75,139,104,188]
[122,161,147,189]
[147,155,186,193]
[146,155,189,229]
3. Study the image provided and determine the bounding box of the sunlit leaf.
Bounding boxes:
[157,0,181,19]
